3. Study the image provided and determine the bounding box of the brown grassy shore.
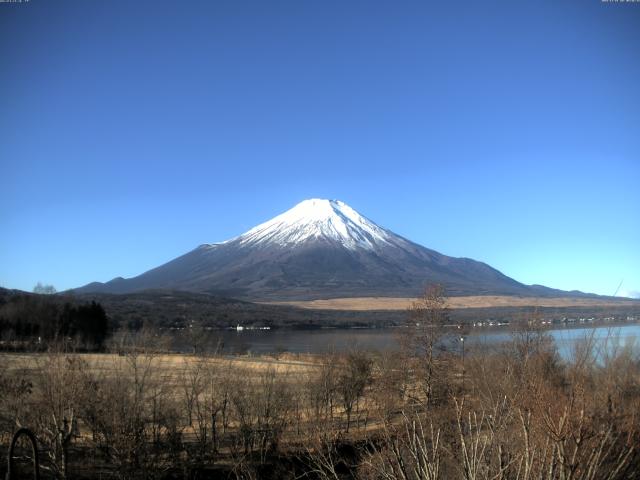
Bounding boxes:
[0,351,320,377]
[263,295,639,310]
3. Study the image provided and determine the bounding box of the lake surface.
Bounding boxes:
[203,323,640,360]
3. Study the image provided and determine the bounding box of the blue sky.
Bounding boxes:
[1,0,639,297]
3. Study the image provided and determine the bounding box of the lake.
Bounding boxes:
[199,323,640,360]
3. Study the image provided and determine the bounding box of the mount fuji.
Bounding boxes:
[77,199,570,300]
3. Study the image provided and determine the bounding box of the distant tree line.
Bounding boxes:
[0,292,110,349]
[32,282,57,295]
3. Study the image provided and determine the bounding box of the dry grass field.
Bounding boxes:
[0,352,321,378]
[264,295,640,310]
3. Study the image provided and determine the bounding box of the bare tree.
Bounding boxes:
[371,350,411,424]
[254,367,293,462]
[31,350,85,479]
[403,284,450,406]
[337,350,372,433]
[180,357,204,427]
[306,352,339,425]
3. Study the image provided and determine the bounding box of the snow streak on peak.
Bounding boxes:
[228,199,401,251]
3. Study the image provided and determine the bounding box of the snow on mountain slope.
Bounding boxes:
[212,199,403,251]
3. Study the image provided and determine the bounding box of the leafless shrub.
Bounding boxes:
[0,367,33,444]
[362,411,442,480]
[302,425,348,480]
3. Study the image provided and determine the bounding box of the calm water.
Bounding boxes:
[203,323,640,359]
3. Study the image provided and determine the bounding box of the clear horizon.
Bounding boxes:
[1,1,639,298]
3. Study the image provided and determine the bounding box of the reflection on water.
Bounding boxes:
[179,324,640,360]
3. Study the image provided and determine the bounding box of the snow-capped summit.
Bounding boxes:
[231,199,399,251]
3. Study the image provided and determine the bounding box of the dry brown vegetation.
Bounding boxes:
[264,296,640,311]
[1,314,639,479]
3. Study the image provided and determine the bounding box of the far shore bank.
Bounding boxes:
[263,295,640,311]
